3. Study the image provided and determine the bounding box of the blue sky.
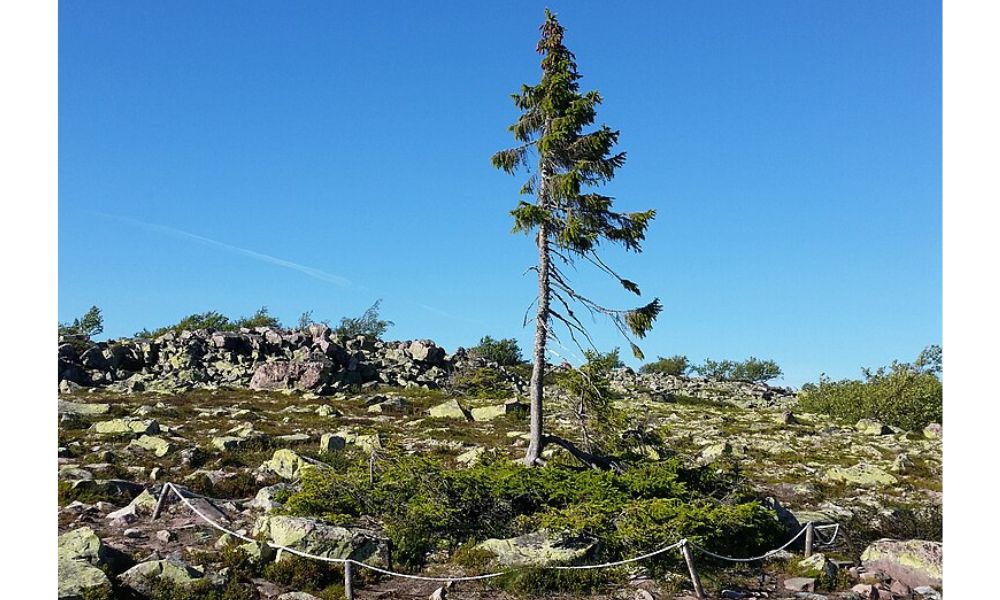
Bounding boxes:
[58,1,941,386]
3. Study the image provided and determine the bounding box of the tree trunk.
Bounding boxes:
[523,220,550,466]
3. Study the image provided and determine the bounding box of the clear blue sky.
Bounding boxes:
[58,1,941,386]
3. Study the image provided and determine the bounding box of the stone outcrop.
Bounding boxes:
[604,367,796,409]
[58,328,454,394]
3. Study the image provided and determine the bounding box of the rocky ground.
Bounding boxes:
[57,331,943,600]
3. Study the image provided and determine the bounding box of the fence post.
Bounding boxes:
[344,561,355,600]
[151,483,171,521]
[680,540,706,600]
[804,522,815,558]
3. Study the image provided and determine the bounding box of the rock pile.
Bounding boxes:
[605,368,797,409]
[58,327,454,394]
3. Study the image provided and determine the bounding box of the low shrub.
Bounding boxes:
[692,357,782,382]
[280,454,785,573]
[469,336,524,366]
[450,366,516,398]
[135,306,280,338]
[640,355,690,376]
[797,345,942,431]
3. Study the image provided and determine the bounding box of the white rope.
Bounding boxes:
[814,523,840,546]
[551,539,685,570]
[688,524,810,563]
[159,483,838,581]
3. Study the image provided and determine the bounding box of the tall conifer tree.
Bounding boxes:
[492,10,661,466]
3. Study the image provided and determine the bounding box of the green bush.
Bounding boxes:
[59,305,104,338]
[333,299,393,339]
[797,345,942,431]
[640,355,690,376]
[450,366,514,398]
[135,306,281,338]
[280,454,785,573]
[469,336,524,366]
[692,356,782,382]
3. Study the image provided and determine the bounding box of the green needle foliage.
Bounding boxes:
[492,10,661,465]
[59,305,104,339]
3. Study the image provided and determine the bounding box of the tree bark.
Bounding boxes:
[523,219,550,466]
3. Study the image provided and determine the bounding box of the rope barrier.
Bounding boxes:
[687,525,809,563]
[156,482,841,587]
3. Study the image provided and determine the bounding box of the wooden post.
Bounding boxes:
[804,522,815,558]
[344,561,355,600]
[680,540,706,600]
[151,483,171,521]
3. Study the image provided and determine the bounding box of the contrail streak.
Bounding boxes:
[94,212,353,288]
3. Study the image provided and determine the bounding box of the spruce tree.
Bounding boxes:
[492,10,661,467]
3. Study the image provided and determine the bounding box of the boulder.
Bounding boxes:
[249,482,297,512]
[783,577,816,592]
[277,593,325,600]
[825,464,898,486]
[58,400,111,416]
[58,557,112,600]
[470,400,525,422]
[253,515,387,563]
[428,399,470,420]
[798,553,838,581]
[91,418,160,436]
[476,530,596,567]
[456,446,486,467]
[128,434,174,457]
[860,539,942,589]
[120,559,204,595]
[408,340,445,364]
[923,423,942,439]
[855,419,891,435]
[319,432,347,452]
[262,449,312,480]
[250,360,332,392]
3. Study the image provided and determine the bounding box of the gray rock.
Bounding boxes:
[476,530,596,567]
[58,400,111,416]
[262,449,313,480]
[250,360,332,392]
[253,515,387,563]
[120,559,204,595]
[860,539,942,589]
[784,577,816,592]
[91,418,160,436]
[855,419,891,435]
[128,434,174,457]
[58,557,112,600]
[428,399,470,420]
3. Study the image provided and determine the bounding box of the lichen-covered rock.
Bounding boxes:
[262,449,312,480]
[476,530,596,567]
[428,399,470,420]
[92,418,159,436]
[58,400,111,416]
[120,559,204,595]
[253,515,387,563]
[470,400,525,422]
[456,446,486,467]
[798,553,838,580]
[825,463,898,486]
[855,419,891,435]
[58,557,112,600]
[128,434,174,457]
[861,539,942,589]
